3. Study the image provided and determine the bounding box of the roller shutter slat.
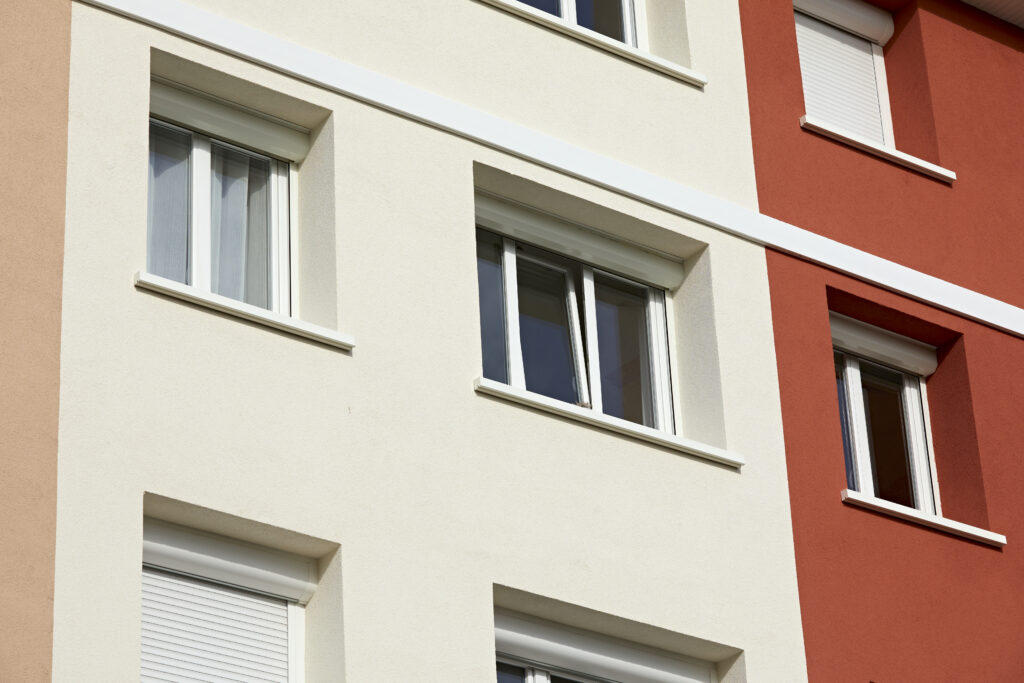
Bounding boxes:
[795,11,886,145]
[142,568,289,683]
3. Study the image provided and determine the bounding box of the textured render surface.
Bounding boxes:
[766,251,1024,682]
[0,0,70,679]
[52,5,806,680]
[742,0,1024,680]
[740,0,1024,308]
[165,0,761,209]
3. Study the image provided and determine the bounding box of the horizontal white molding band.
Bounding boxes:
[495,611,715,683]
[830,313,937,376]
[475,378,744,467]
[794,0,894,45]
[85,0,1024,340]
[841,489,1007,547]
[800,115,957,182]
[134,271,356,350]
[143,519,319,603]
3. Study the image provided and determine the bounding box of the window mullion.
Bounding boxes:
[620,0,637,47]
[646,288,673,431]
[902,376,935,514]
[870,43,895,147]
[631,0,649,50]
[564,269,591,407]
[272,160,291,315]
[562,0,577,26]
[528,668,552,683]
[286,603,304,682]
[190,135,212,292]
[581,267,603,415]
[502,238,526,389]
[843,356,875,497]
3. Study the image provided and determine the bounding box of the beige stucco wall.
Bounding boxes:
[0,0,70,680]
[53,2,804,681]
[185,0,759,209]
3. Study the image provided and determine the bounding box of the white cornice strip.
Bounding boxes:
[80,0,1024,339]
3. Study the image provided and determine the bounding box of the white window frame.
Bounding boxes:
[484,228,675,433]
[142,519,316,681]
[148,80,312,315]
[511,0,639,47]
[474,195,748,468]
[832,313,940,515]
[149,117,293,314]
[832,314,1008,547]
[495,611,719,683]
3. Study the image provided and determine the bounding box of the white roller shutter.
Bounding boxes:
[141,568,290,682]
[795,11,888,145]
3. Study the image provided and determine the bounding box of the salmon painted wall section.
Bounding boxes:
[0,0,70,678]
[739,0,1024,307]
[766,250,1024,682]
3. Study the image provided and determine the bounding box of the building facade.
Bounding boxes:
[738,0,1024,680]
[0,0,1020,681]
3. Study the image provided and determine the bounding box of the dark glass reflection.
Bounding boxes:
[835,353,857,490]
[595,274,652,426]
[575,0,625,41]
[519,0,560,17]
[496,662,527,683]
[861,361,914,508]
[476,230,509,383]
[518,259,579,404]
[147,122,191,284]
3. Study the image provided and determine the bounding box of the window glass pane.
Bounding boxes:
[575,0,625,41]
[595,273,652,426]
[147,123,191,284]
[519,0,561,17]
[497,662,527,683]
[835,353,857,490]
[477,230,509,383]
[211,144,272,309]
[860,361,914,507]
[518,259,580,404]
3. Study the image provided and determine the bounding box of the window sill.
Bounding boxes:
[800,115,956,183]
[474,377,744,468]
[134,271,355,351]
[841,489,1006,547]
[475,0,707,88]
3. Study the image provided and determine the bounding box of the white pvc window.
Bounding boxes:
[831,315,940,515]
[148,118,291,313]
[794,8,894,146]
[518,0,637,45]
[476,228,674,432]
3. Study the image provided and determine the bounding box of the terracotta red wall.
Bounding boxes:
[740,0,1024,306]
[767,253,1024,681]
[740,0,1024,680]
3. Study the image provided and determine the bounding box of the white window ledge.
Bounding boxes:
[476,0,707,88]
[841,489,1006,547]
[800,115,956,183]
[134,271,355,351]
[474,377,744,468]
